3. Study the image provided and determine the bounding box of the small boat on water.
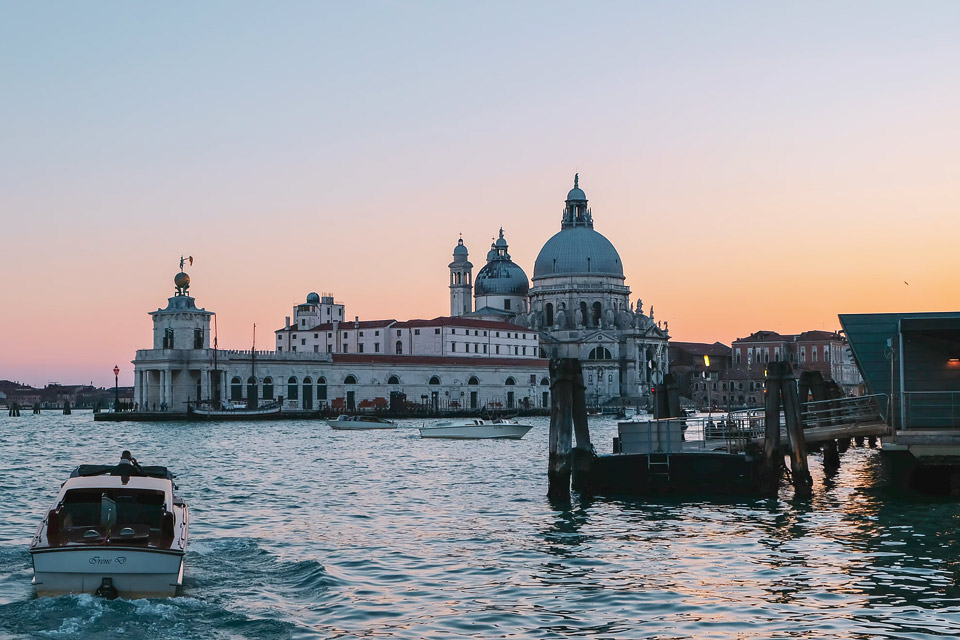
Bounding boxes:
[190,402,281,420]
[419,418,533,440]
[327,414,396,430]
[30,461,188,598]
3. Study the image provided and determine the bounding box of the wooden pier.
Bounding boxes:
[548,357,893,499]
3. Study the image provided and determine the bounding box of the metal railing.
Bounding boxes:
[799,394,885,429]
[902,392,960,430]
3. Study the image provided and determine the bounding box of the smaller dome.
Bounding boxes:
[453,238,468,256]
[566,187,586,201]
[475,261,529,297]
[306,292,320,304]
[174,272,190,290]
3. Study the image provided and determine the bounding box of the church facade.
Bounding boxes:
[451,176,670,404]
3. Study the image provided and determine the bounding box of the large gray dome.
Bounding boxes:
[533,227,624,280]
[475,260,529,296]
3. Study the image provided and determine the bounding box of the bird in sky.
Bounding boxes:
[904,281,909,286]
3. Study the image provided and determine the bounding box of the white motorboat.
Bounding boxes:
[30,463,189,598]
[419,418,533,440]
[327,414,396,430]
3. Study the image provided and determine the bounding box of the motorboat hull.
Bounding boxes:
[31,546,185,598]
[419,424,532,440]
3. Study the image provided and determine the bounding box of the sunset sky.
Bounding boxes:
[2,2,958,387]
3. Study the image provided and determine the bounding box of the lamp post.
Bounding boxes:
[113,365,120,412]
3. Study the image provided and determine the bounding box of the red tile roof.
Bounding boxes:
[331,354,548,368]
[393,316,529,332]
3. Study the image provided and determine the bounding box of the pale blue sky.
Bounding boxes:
[2,2,959,386]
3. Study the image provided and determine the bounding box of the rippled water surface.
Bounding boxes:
[2,412,959,639]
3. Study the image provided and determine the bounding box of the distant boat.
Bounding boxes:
[327,415,396,430]
[419,418,532,440]
[190,403,281,420]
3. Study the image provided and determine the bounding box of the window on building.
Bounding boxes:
[375,331,380,336]
[812,348,817,362]
[434,329,440,335]
[483,345,487,354]
[397,330,401,336]
[301,338,306,345]
[388,375,400,385]
[588,346,613,360]
[468,376,479,385]
[263,377,274,400]
[414,329,420,335]
[545,303,554,327]
[451,329,456,335]
[429,376,440,385]
[496,345,500,354]
[278,346,283,352]
[359,344,364,353]
[194,329,203,349]
[396,341,402,354]
[514,346,518,355]
[314,345,319,352]
[374,343,380,353]
[505,377,516,385]
[292,346,297,352]
[504,299,511,310]
[317,377,327,400]
[451,343,456,352]
[287,376,298,400]
[474,344,478,353]
[163,328,174,349]
[344,375,357,385]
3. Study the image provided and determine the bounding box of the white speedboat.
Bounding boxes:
[419,418,532,440]
[30,463,189,598]
[327,414,396,430]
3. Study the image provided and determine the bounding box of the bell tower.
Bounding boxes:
[449,237,473,316]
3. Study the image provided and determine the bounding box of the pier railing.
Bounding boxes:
[902,392,960,430]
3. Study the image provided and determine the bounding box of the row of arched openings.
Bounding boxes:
[230,373,550,399]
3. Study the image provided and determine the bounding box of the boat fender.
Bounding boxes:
[95,577,118,599]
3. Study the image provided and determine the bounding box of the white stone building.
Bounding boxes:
[134,269,547,413]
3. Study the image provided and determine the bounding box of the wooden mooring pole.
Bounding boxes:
[761,368,783,494]
[763,362,813,497]
[548,358,579,500]
[780,366,813,496]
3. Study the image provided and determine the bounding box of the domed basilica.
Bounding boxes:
[451,175,670,403]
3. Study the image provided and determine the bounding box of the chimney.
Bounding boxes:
[285,316,290,328]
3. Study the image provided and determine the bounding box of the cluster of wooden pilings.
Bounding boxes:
[762,362,813,496]
[547,356,865,499]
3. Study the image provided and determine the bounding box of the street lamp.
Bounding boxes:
[113,365,120,412]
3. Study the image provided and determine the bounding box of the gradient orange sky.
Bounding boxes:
[2,3,958,387]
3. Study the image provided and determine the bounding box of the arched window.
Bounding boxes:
[287,376,298,400]
[263,377,274,400]
[468,376,479,385]
[387,375,400,385]
[588,346,613,360]
[592,302,602,327]
[540,377,550,386]
[505,377,516,385]
[395,340,403,355]
[246,376,257,401]
[545,303,554,327]
[317,376,327,400]
[429,376,440,385]
[230,376,242,401]
[580,301,588,326]
[344,375,357,385]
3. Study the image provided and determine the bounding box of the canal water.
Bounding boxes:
[1,412,958,639]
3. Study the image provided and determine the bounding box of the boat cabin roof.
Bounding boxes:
[56,474,174,509]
